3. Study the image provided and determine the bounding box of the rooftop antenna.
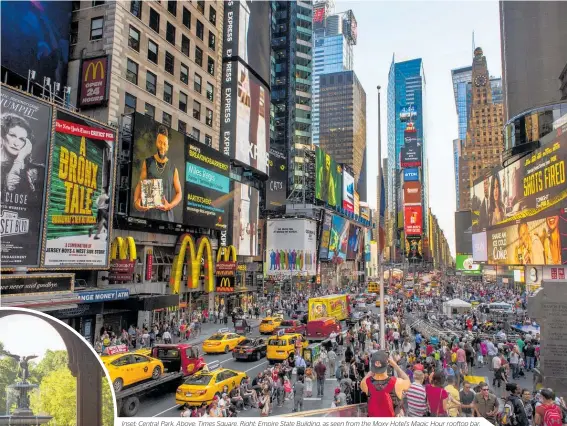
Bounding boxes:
[472,31,475,57]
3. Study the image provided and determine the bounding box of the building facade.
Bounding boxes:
[428,209,453,270]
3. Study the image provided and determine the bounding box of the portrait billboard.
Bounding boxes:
[328,214,349,261]
[403,181,422,205]
[456,254,482,275]
[347,224,361,260]
[78,56,109,108]
[404,168,419,182]
[455,210,473,255]
[221,61,269,174]
[487,209,567,265]
[472,232,488,262]
[0,87,52,267]
[343,169,355,213]
[43,110,115,267]
[400,142,422,168]
[315,146,342,208]
[266,219,317,276]
[230,182,259,256]
[405,236,422,261]
[404,205,423,235]
[266,148,287,208]
[471,131,567,233]
[319,211,333,260]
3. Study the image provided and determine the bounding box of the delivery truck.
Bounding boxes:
[308,294,350,322]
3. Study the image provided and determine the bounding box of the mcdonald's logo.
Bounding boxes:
[109,237,136,281]
[216,277,234,293]
[85,60,105,81]
[216,245,237,262]
[170,234,214,294]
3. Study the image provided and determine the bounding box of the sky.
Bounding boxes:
[335,0,503,257]
[0,314,66,361]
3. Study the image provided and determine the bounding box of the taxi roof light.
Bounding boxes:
[102,344,129,356]
[218,328,230,333]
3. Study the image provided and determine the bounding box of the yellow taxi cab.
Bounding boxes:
[376,298,389,307]
[367,282,379,293]
[266,332,308,364]
[202,328,246,354]
[259,316,283,334]
[101,345,164,392]
[135,348,152,357]
[176,361,247,406]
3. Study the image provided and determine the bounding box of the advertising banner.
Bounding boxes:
[487,209,567,265]
[471,130,567,233]
[266,148,287,208]
[404,168,419,182]
[230,182,260,256]
[266,219,317,276]
[43,110,115,267]
[347,224,361,260]
[456,254,482,275]
[404,205,423,235]
[405,236,422,261]
[403,181,422,205]
[220,60,269,174]
[216,276,235,293]
[109,260,135,282]
[216,261,237,277]
[526,265,543,291]
[364,229,372,262]
[78,56,108,107]
[319,211,333,260]
[343,169,355,213]
[473,231,488,262]
[0,274,74,297]
[315,146,342,208]
[400,142,422,168]
[354,191,360,216]
[455,210,473,255]
[328,214,349,261]
[78,288,129,303]
[0,87,52,267]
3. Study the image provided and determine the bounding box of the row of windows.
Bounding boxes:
[131,0,216,27]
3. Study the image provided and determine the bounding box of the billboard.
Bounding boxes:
[487,210,567,265]
[405,236,422,261]
[399,105,417,122]
[319,211,333,260]
[231,182,259,256]
[403,168,419,182]
[403,181,422,205]
[221,60,269,174]
[456,254,482,275]
[328,214,349,261]
[0,87,52,268]
[343,169,355,213]
[404,205,423,235]
[78,56,109,108]
[472,231,488,262]
[471,130,567,233]
[222,0,271,86]
[315,146,342,208]
[43,110,115,267]
[455,210,473,255]
[266,219,317,276]
[266,148,287,208]
[1,1,72,85]
[400,142,422,168]
[347,224,361,260]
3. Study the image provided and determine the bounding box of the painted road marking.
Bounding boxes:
[303,397,322,401]
[152,405,178,417]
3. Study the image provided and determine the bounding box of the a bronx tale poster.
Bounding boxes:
[0,87,52,267]
[43,110,115,267]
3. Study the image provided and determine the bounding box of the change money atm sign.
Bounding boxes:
[79,56,108,107]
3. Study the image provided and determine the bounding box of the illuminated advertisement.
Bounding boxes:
[455,210,473,255]
[472,231,488,262]
[347,224,361,260]
[401,142,422,168]
[354,191,360,216]
[0,87,52,267]
[399,105,417,122]
[343,169,355,213]
[315,146,342,208]
[78,56,108,108]
[404,168,419,182]
[328,214,349,261]
[266,219,317,276]
[365,229,372,262]
[456,254,482,275]
[230,182,259,256]
[471,130,567,233]
[319,211,333,260]
[403,181,422,205]
[266,148,287,208]
[405,236,422,261]
[404,205,423,235]
[43,110,115,267]
[487,209,567,265]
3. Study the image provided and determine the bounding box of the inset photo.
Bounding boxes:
[0,307,116,425]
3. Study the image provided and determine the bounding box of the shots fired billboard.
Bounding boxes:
[404,205,423,235]
[471,130,567,234]
[266,219,317,276]
[343,169,355,213]
[315,146,342,208]
[43,110,115,267]
[1,86,52,268]
[266,148,287,208]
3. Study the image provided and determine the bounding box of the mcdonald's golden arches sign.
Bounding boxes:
[79,56,108,107]
[216,276,235,293]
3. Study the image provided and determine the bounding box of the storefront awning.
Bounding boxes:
[104,294,180,311]
[1,293,81,311]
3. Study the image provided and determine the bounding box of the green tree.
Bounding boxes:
[0,341,19,414]
[30,350,69,384]
[30,367,76,426]
[101,377,115,426]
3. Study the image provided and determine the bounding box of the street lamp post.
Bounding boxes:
[377,85,386,349]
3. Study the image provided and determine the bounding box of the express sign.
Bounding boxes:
[79,56,108,107]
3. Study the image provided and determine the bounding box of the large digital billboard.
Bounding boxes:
[265,148,287,209]
[405,236,422,261]
[43,110,115,267]
[347,224,361,260]
[472,231,488,262]
[1,86,52,267]
[456,254,482,275]
[266,219,317,276]
[1,1,72,86]
[319,211,333,260]
[471,130,567,233]
[455,210,473,255]
[404,168,419,182]
[328,214,349,261]
[404,205,423,235]
[221,61,269,174]
[343,169,355,213]
[230,182,259,256]
[403,181,422,205]
[222,0,271,86]
[315,146,342,208]
[400,142,422,168]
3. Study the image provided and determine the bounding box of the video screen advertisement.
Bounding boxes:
[472,231,488,262]
[400,142,422,168]
[455,210,473,255]
[1,86,52,267]
[404,205,423,235]
[404,168,419,182]
[342,169,355,213]
[315,146,343,209]
[403,181,422,205]
[230,181,259,256]
[471,130,567,234]
[405,236,423,261]
[486,208,567,266]
[221,61,269,175]
[347,224,362,260]
[266,219,317,276]
[328,214,349,261]
[265,148,287,209]
[1,1,72,85]
[319,211,333,260]
[43,110,115,267]
[456,254,482,275]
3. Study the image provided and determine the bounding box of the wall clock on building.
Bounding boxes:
[474,74,487,86]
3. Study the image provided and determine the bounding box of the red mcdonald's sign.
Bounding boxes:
[79,56,108,107]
